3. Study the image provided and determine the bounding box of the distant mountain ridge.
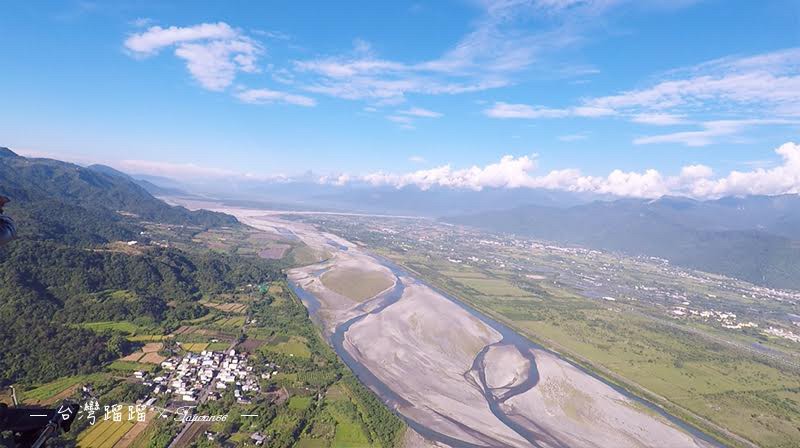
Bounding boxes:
[0,147,235,228]
[445,195,800,290]
[87,164,191,197]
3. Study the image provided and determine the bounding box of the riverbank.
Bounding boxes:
[173,202,728,448]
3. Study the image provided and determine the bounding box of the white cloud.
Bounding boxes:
[337,142,800,200]
[686,142,800,198]
[125,22,262,91]
[288,0,632,103]
[572,106,616,117]
[484,102,615,119]
[386,115,414,124]
[399,107,443,118]
[634,119,797,147]
[486,48,800,143]
[560,48,800,120]
[484,102,569,118]
[680,164,713,179]
[409,155,426,163]
[632,113,686,125]
[235,88,317,106]
[586,70,800,113]
[174,39,261,91]
[363,155,539,191]
[124,23,238,54]
[318,173,351,186]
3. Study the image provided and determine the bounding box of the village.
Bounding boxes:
[133,348,277,408]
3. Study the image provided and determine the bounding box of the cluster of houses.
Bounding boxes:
[214,350,261,402]
[670,305,759,330]
[765,326,800,343]
[145,349,261,403]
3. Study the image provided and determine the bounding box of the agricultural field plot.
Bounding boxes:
[261,335,312,359]
[182,312,219,324]
[258,243,291,259]
[21,373,107,404]
[121,343,165,364]
[320,267,394,302]
[191,226,293,258]
[288,395,313,410]
[236,338,266,352]
[77,419,135,448]
[295,438,328,448]
[180,342,209,353]
[126,334,166,342]
[212,315,247,330]
[207,341,234,351]
[107,361,155,372]
[172,325,235,341]
[76,321,148,335]
[120,352,145,362]
[111,410,156,448]
[202,301,248,313]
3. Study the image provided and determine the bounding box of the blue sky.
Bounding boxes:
[1,0,799,198]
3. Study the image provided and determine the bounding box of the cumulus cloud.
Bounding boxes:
[124,23,238,54]
[93,141,800,200]
[686,142,800,198]
[125,22,262,91]
[333,142,800,200]
[363,155,539,191]
[235,88,316,106]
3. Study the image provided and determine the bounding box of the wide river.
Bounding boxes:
[289,257,724,448]
[171,201,728,448]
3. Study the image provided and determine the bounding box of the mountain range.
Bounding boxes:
[5,146,799,290]
[445,196,800,289]
[0,148,236,232]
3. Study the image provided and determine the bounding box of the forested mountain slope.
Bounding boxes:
[0,148,278,385]
[0,148,234,228]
